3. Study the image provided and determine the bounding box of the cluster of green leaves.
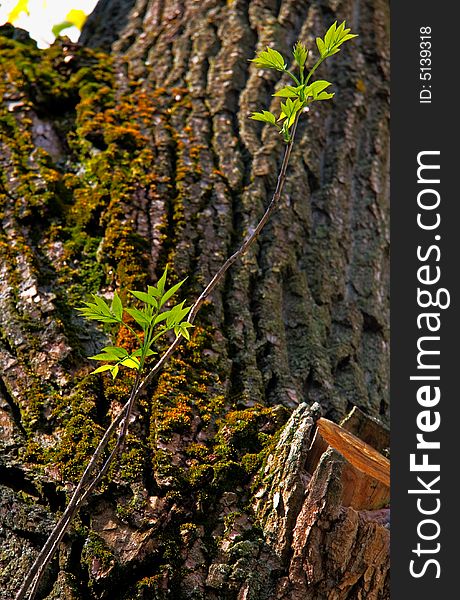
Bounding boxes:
[250,21,358,142]
[315,20,358,59]
[77,268,193,379]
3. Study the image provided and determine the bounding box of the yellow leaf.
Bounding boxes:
[8,0,29,24]
[356,79,366,93]
[65,8,86,30]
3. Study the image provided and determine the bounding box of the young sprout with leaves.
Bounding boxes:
[77,268,193,380]
[251,21,357,142]
[16,22,357,600]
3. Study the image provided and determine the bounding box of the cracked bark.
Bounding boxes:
[0,0,389,598]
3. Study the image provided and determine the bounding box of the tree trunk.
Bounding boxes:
[0,0,389,597]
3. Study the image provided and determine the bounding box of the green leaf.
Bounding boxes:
[273,86,301,98]
[130,290,158,307]
[324,21,337,48]
[79,308,95,317]
[316,37,326,57]
[52,11,87,38]
[157,267,168,296]
[77,293,121,324]
[310,80,332,94]
[111,364,119,379]
[93,295,113,316]
[293,41,308,69]
[166,302,191,328]
[125,307,151,329]
[111,291,123,320]
[120,357,141,370]
[279,97,302,127]
[101,346,129,358]
[153,311,171,325]
[280,98,292,117]
[250,110,277,125]
[160,278,187,308]
[341,33,358,42]
[174,322,194,340]
[166,305,183,328]
[81,314,117,323]
[316,21,358,59]
[181,327,191,340]
[132,348,156,358]
[281,123,291,142]
[250,47,286,71]
[316,91,335,101]
[65,8,87,29]
[91,364,113,374]
[8,0,29,23]
[147,285,161,298]
[336,21,346,37]
[305,80,333,100]
[88,352,118,362]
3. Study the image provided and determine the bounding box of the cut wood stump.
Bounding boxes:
[256,404,390,599]
[306,417,390,510]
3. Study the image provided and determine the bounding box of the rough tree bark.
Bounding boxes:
[0,0,389,598]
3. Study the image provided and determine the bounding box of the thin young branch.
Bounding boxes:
[15,388,133,599]
[28,439,123,600]
[16,115,300,600]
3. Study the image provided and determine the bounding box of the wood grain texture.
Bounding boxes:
[306,417,390,510]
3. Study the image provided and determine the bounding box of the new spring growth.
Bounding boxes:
[77,267,193,380]
[250,20,358,142]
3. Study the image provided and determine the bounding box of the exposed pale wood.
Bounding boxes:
[306,417,390,510]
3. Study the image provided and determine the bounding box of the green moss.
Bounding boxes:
[240,452,263,475]
[186,464,214,488]
[135,576,162,591]
[216,407,273,453]
[213,405,289,472]
[151,324,227,442]
[50,379,103,481]
[211,460,246,490]
[152,449,186,490]
[179,521,199,538]
[20,377,55,431]
[0,32,171,314]
[134,575,169,600]
[82,531,117,582]
[117,435,149,482]
[149,323,290,495]
[18,373,106,484]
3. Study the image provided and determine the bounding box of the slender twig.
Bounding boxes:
[16,115,300,600]
[27,438,123,600]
